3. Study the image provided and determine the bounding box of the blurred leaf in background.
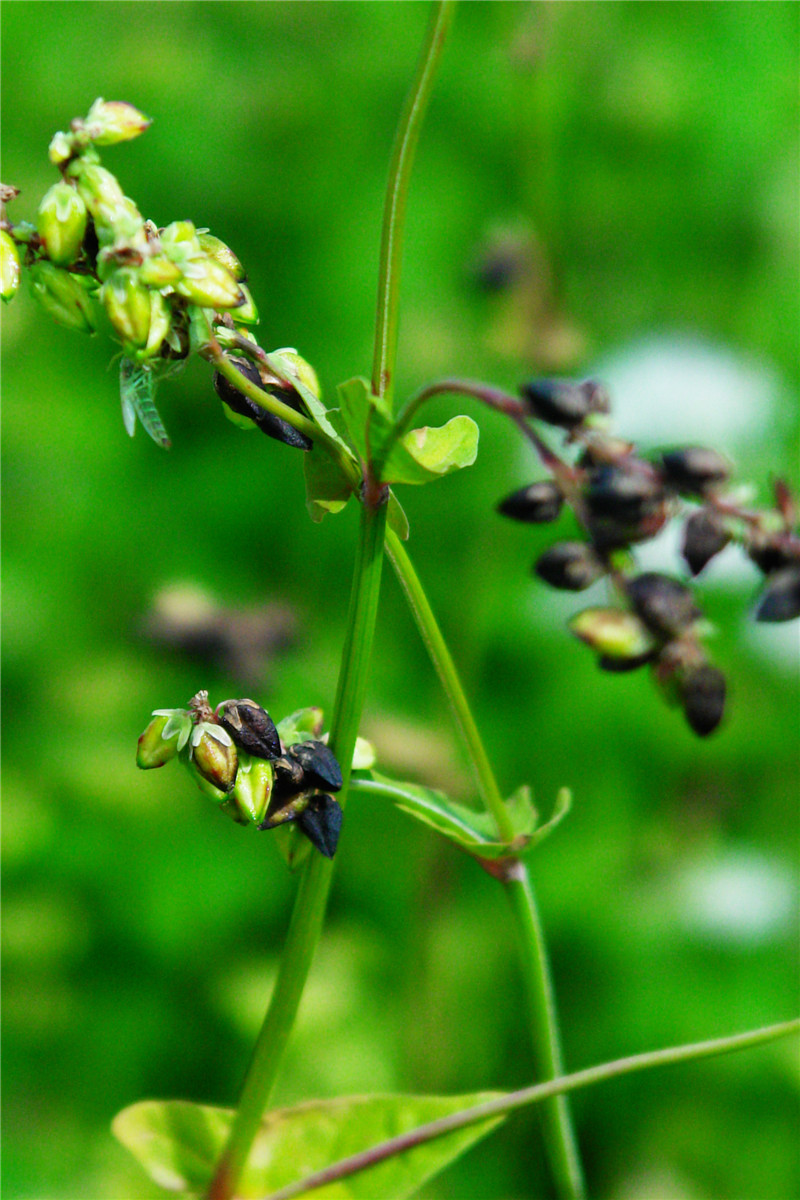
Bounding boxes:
[2,3,798,1198]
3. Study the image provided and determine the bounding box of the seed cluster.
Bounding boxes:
[1,99,318,450]
[136,691,344,857]
[498,378,800,736]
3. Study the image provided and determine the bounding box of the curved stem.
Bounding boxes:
[206,503,387,1200]
[385,527,512,840]
[385,527,584,1197]
[371,0,456,406]
[265,1017,800,1200]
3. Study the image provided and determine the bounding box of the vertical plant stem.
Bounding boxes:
[206,503,387,1200]
[207,8,454,1196]
[386,527,585,1199]
[372,0,456,405]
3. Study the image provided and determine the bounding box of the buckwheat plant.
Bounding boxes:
[4,6,798,1200]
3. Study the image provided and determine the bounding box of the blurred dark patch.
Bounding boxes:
[139,582,296,688]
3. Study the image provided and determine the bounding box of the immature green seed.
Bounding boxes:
[197,232,245,280]
[84,98,151,146]
[101,268,155,347]
[136,715,180,769]
[231,754,275,825]
[0,231,21,302]
[36,181,88,266]
[175,256,244,310]
[192,728,238,793]
[71,162,126,228]
[29,260,97,332]
[569,606,657,662]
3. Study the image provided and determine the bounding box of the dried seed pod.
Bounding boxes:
[627,573,702,639]
[679,664,726,737]
[660,447,731,497]
[297,794,343,858]
[497,481,564,523]
[754,565,800,623]
[534,542,605,591]
[216,698,282,760]
[519,379,592,428]
[682,508,731,575]
[287,740,343,793]
[213,357,312,451]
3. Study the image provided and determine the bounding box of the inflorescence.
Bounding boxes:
[497,378,800,736]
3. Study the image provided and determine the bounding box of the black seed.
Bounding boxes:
[598,651,655,673]
[586,462,666,523]
[746,532,798,576]
[754,565,800,623]
[660,447,731,497]
[217,699,282,760]
[497,481,564,524]
[534,542,605,591]
[519,379,591,428]
[682,508,731,575]
[627,573,702,638]
[272,754,307,799]
[287,740,343,792]
[297,794,343,858]
[680,665,726,737]
[213,357,313,451]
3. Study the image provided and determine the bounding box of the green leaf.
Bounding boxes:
[277,707,325,745]
[112,1092,503,1199]
[354,776,570,859]
[389,416,479,485]
[336,377,479,488]
[304,442,354,523]
[387,490,410,541]
[268,350,351,449]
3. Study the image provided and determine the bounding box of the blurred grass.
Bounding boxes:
[2,3,799,1199]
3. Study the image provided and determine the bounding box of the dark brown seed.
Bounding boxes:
[272,754,307,799]
[287,740,343,792]
[660,447,731,497]
[598,651,655,673]
[216,699,282,760]
[213,357,313,451]
[754,565,800,623]
[586,462,666,523]
[534,542,605,591]
[682,508,731,575]
[627,573,701,638]
[497,481,564,523]
[297,794,343,858]
[519,379,591,428]
[680,664,726,737]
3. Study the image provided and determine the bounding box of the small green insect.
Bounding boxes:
[119,357,171,448]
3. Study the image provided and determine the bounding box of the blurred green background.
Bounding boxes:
[2,3,799,1198]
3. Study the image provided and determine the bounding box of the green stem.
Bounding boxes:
[206,503,387,1200]
[385,527,584,1198]
[265,1017,800,1200]
[385,527,511,840]
[371,0,456,406]
[206,7,453,1193]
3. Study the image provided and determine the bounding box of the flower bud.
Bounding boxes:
[231,753,275,824]
[286,740,343,793]
[191,726,238,793]
[176,257,244,310]
[197,232,245,280]
[48,130,73,165]
[136,714,180,769]
[570,607,657,663]
[296,794,343,859]
[679,663,726,737]
[36,181,87,266]
[101,268,154,346]
[138,254,182,289]
[754,565,800,623]
[626,573,701,639]
[534,542,605,591]
[682,509,731,575]
[216,698,282,760]
[84,98,151,146]
[71,162,126,227]
[497,481,564,523]
[30,261,97,332]
[660,447,731,497]
[519,379,592,428]
[1,230,21,302]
